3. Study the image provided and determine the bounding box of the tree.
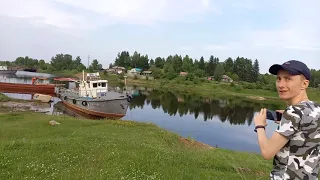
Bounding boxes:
[224,57,234,73]
[214,63,225,81]
[252,59,260,82]
[172,54,183,73]
[150,66,162,79]
[199,56,205,71]
[88,59,102,72]
[206,55,215,76]
[149,59,155,66]
[51,54,73,70]
[155,57,164,68]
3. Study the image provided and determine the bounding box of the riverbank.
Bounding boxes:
[0,112,273,179]
[121,77,320,105]
[0,93,52,114]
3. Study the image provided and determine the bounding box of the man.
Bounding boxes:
[254,60,320,179]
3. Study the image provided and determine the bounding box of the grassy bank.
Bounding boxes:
[0,112,273,179]
[122,78,320,104]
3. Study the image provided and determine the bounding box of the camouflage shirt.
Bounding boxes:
[270,101,320,180]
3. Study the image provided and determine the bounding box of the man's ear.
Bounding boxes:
[301,80,309,90]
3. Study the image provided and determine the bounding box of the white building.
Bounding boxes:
[0,66,7,70]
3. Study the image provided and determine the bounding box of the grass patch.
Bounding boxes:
[0,93,10,102]
[123,78,320,104]
[0,112,274,179]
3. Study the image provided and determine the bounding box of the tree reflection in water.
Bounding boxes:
[128,89,283,126]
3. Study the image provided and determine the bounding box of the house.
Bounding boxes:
[107,66,126,74]
[128,68,142,74]
[221,75,233,82]
[180,72,188,76]
[141,71,152,76]
[0,66,7,70]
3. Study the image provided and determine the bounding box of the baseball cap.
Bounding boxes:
[269,60,311,80]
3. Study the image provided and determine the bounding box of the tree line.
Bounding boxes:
[112,51,261,83]
[112,50,320,88]
[0,51,319,88]
[0,54,103,73]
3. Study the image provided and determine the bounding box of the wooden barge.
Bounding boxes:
[0,77,57,96]
[0,82,56,95]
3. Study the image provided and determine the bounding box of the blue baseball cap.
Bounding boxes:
[269,60,311,80]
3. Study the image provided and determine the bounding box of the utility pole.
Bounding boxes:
[87,55,90,69]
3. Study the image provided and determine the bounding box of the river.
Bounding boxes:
[0,72,282,153]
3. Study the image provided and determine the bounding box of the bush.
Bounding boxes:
[242,82,256,89]
[235,86,243,92]
[255,82,263,89]
[193,77,200,84]
[133,75,138,80]
[184,81,191,85]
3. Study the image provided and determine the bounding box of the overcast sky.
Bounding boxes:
[0,0,319,73]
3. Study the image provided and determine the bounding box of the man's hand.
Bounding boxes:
[254,108,289,160]
[254,108,267,127]
[274,110,285,124]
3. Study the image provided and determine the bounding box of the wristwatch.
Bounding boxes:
[254,125,265,132]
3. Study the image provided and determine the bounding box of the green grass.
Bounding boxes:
[0,93,10,102]
[123,78,320,104]
[0,112,273,180]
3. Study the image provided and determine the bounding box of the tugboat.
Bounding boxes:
[55,71,132,119]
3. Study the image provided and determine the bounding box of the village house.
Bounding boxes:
[107,66,126,74]
[0,66,7,70]
[141,70,152,76]
[180,72,188,76]
[128,68,142,75]
[221,75,233,83]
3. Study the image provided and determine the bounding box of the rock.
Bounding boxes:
[49,120,60,126]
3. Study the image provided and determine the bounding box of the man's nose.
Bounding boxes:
[277,79,285,88]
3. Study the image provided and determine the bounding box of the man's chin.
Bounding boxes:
[278,95,290,100]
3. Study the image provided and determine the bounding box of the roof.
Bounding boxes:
[221,75,232,79]
[54,77,77,82]
[142,71,152,73]
[111,66,126,70]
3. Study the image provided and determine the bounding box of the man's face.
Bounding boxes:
[276,69,308,100]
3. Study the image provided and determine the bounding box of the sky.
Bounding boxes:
[0,0,319,73]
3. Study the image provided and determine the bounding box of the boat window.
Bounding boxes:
[101,82,106,87]
[93,83,97,88]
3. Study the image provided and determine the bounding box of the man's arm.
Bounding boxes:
[256,129,288,160]
[254,107,301,160]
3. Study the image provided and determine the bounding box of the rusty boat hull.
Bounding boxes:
[0,82,56,95]
[58,91,130,118]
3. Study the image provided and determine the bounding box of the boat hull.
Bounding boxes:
[0,82,55,95]
[0,70,17,75]
[61,96,129,118]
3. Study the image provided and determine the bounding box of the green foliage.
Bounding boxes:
[149,66,162,79]
[88,59,102,72]
[214,63,225,81]
[0,93,10,102]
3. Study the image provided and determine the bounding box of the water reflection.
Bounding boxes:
[127,89,282,126]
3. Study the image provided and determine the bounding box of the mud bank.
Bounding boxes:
[0,101,52,114]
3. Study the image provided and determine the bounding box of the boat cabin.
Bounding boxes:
[79,72,108,98]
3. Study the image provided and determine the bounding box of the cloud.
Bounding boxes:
[204,0,320,52]
[0,0,218,29]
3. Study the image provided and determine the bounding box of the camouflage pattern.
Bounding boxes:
[270,101,320,180]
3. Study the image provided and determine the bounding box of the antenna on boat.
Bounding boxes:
[87,55,90,68]
[123,75,127,94]
[82,70,84,81]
